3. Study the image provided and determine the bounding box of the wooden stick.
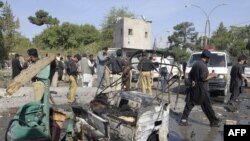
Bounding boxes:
[6,53,56,96]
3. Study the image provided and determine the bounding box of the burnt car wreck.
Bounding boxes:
[73,90,170,141]
[5,50,181,141]
[72,50,181,141]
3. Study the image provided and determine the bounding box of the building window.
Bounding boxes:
[145,32,148,38]
[128,28,133,35]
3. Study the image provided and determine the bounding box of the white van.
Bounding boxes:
[185,51,232,100]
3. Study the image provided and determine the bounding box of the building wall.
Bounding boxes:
[113,17,151,50]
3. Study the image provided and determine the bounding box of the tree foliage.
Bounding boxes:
[0,1,3,8]
[14,33,32,49]
[210,22,230,50]
[210,23,250,57]
[0,1,5,59]
[0,30,6,59]
[170,47,190,62]
[167,21,250,58]
[168,22,198,49]
[0,1,19,59]
[101,7,135,47]
[246,40,250,54]
[33,23,100,51]
[28,10,59,26]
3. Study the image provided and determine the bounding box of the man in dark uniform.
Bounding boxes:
[105,49,125,91]
[67,54,81,104]
[58,57,64,81]
[228,56,250,105]
[179,49,221,127]
[11,53,23,79]
[137,53,154,95]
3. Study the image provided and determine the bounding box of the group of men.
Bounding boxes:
[11,48,80,104]
[11,48,250,128]
[96,47,129,92]
[95,47,173,95]
[12,48,100,104]
[11,47,173,104]
[179,49,250,127]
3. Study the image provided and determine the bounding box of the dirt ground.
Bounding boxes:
[0,79,250,141]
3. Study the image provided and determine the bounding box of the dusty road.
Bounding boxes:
[168,85,250,141]
[0,81,250,141]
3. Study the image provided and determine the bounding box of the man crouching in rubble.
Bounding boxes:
[24,48,50,101]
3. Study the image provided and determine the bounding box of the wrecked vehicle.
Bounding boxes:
[73,50,181,141]
[75,90,170,141]
[5,50,181,141]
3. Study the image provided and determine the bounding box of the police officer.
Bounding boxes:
[67,54,81,104]
[179,49,221,127]
[105,49,125,91]
[137,53,154,95]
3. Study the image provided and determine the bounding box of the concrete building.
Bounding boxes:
[113,17,152,56]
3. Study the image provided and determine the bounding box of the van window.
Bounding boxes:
[209,53,226,67]
[188,53,226,67]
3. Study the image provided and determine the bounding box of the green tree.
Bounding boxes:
[28,10,59,27]
[33,22,100,51]
[0,0,5,59]
[168,22,197,49]
[169,47,190,62]
[227,26,250,57]
[80,24,100,45]
[101,7,135,47]
[14,32,32,52]
[1,1,19,57]
[0,30,6,59]
[0,1,3,7]
[210,22,230,50]
[246,40,250,55]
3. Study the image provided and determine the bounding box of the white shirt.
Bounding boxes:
[159,58,171,73]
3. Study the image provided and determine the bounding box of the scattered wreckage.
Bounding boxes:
[5,50,182,141]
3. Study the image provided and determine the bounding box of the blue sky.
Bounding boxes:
[5,0,250,46]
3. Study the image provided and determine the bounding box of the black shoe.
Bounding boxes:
[210,118,221,127]
[179,119,188,126]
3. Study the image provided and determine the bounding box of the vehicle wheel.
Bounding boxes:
[147,133,159,141]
